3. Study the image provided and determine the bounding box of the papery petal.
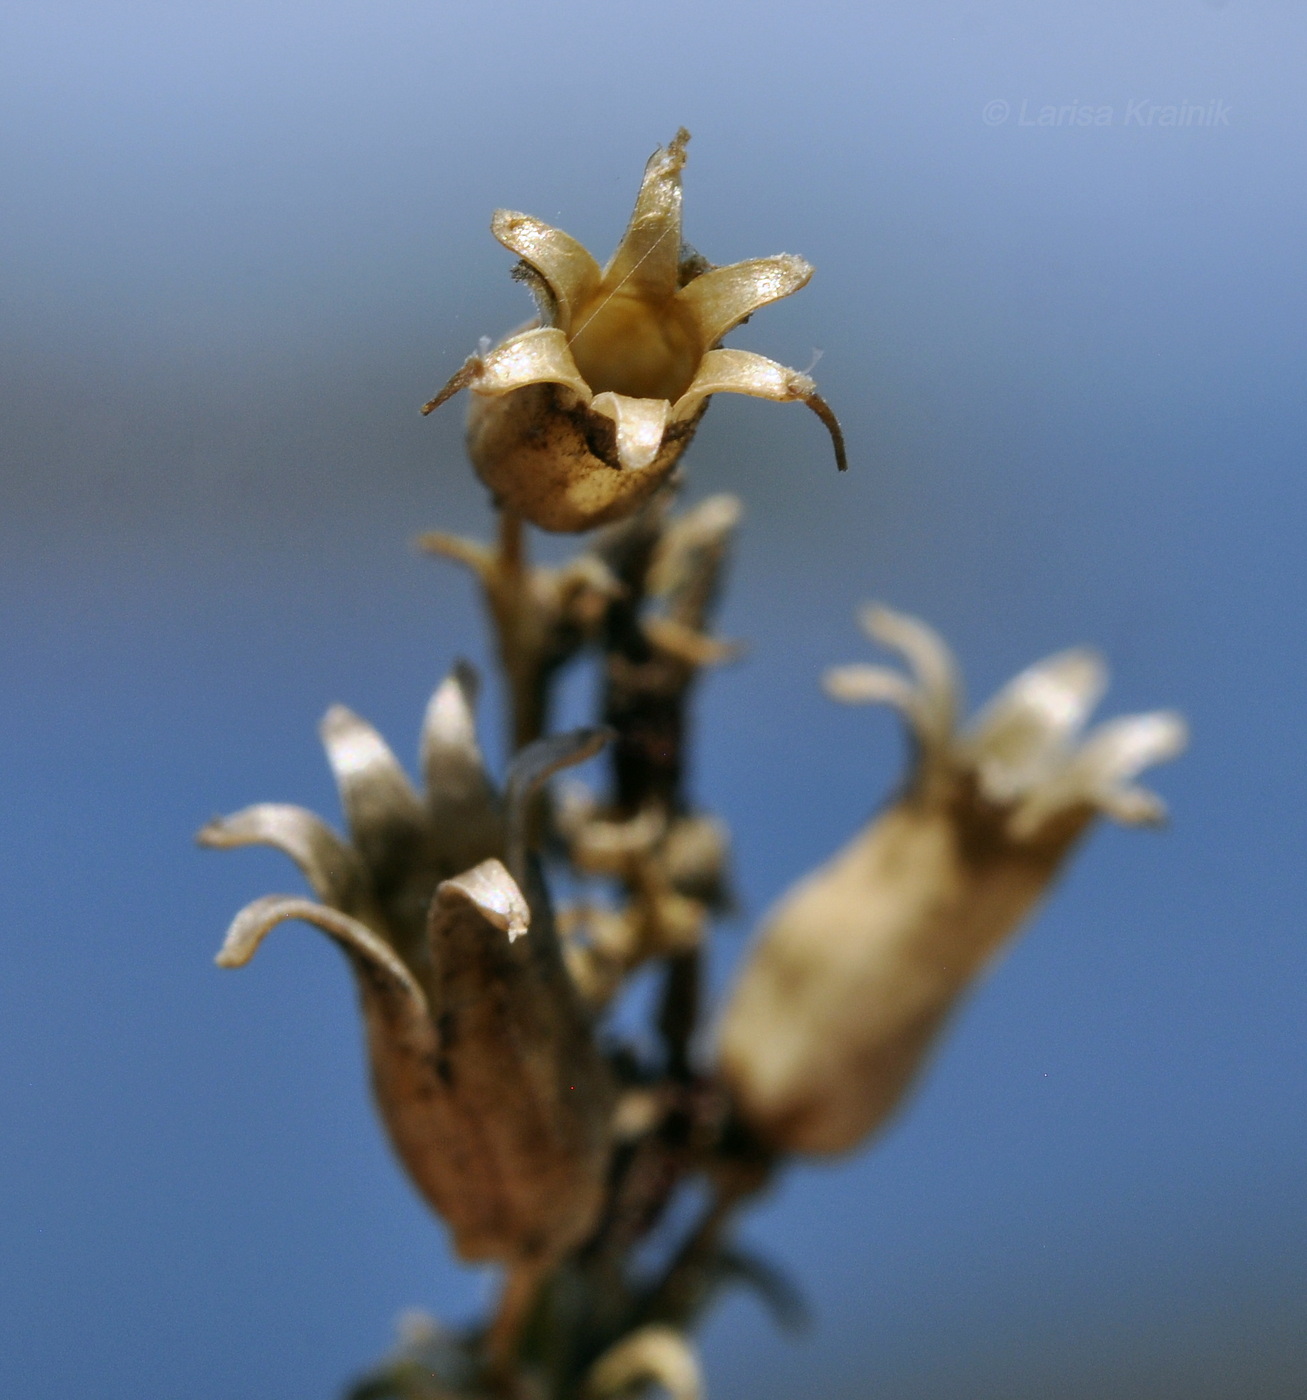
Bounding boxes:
[823,663,921,718]
[551,776,598,842]
[474,328,593,401]
[602,129,689,301]
[553,554,623,624]
[320,705,426,863]
[215,894,427,1015]
[491,211,602,331]
[420,663,499,819]
[588,391,674,470]
[589,391,671,471]
[663,812,733,911]
[196,804,365,909]
[570,808,665,873]
[678,254,814,347]
[650,494,742,591]
[587,1326,701,1400]
[416,531,494,581]
[1008,710,1187,837]
[859,604,960,751]
[671,348,847,471]
[672,347,806,412]
[1073,710,1189,790]
[504,728,613,815]
[643,616,741,667]
[438,858,530,942]
[1096,785,1169,827]
[648,493,742,628]
[504,728,611,881]
[966,648,1107,800]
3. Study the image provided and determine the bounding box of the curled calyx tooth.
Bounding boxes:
[717,603,1187,1157]
[424,129,846,532]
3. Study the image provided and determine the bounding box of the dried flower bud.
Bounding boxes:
[423,131,845,532]
[199,666,613,1269]
[718,604,1188,1156]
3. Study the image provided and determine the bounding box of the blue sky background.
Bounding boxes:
[2,2,1305,1395]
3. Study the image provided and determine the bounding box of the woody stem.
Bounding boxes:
[485,1256,549,1384]
[487,509,547,754]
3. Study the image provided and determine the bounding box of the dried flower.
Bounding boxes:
[423,130,846,532]
[198,665,614,1298]
[718,603,1188,1156]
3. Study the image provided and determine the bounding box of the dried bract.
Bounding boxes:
[423,130,846,531]
[718,604,1187,1156]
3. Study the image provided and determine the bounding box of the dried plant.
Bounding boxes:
[200,132,1186,1399]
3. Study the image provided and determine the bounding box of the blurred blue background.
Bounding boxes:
[2,1,1304,1395]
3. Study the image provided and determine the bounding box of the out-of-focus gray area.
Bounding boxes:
[2,2,1305,1396]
